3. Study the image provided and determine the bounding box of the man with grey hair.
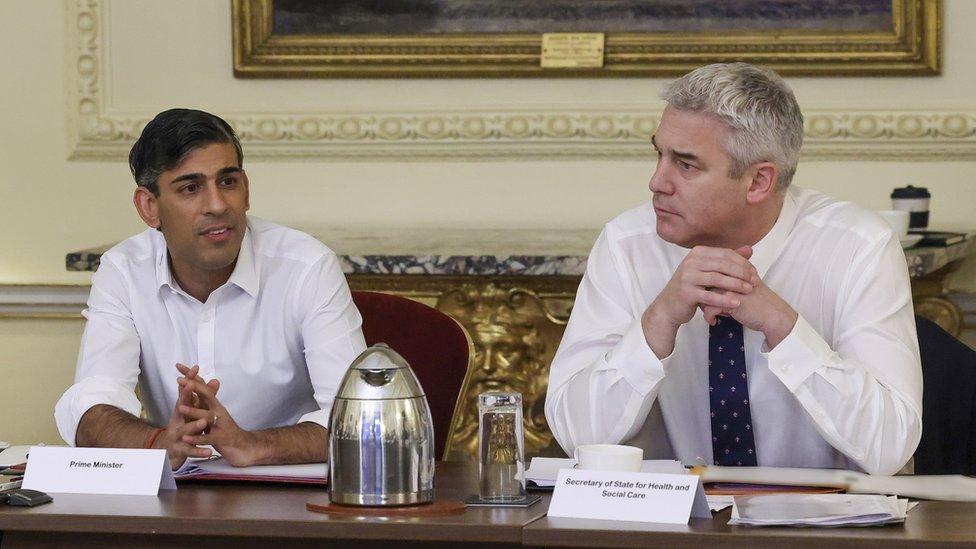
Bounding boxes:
[546,63,921,475]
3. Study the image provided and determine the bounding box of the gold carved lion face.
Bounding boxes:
[442,284,558,460]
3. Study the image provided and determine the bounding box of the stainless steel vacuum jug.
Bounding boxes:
[328,343,435,506]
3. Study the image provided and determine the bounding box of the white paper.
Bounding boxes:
[23,446,172,496]
[851,474,976,502]
[728,494,912,527]
[0,445,33,467]
[707,494,735,512]
[700,465,976,502]
[547,469,706,524]
[700,465,860,488]
[175,456,328,479]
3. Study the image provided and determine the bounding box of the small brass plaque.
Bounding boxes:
[540,33,605,69]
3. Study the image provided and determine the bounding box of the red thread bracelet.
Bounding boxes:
[145,427,165,449]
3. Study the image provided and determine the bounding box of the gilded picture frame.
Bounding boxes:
[232,0,941,78]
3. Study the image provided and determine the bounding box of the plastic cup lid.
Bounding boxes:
[891,185,930,199]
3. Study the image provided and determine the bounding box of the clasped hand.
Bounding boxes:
[153,363,259,469]
[642,245,797,357]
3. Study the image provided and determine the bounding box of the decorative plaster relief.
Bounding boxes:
[69,0,976,162]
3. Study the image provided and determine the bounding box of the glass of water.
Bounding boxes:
[478,391,526,502]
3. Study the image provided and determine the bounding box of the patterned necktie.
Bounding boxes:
[709,316,758,466]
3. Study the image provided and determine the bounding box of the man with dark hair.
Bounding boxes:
[546,64,922,475]
[56,108,366,468]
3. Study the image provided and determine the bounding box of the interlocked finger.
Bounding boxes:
[697,288,741,309]
[687,257,758,285]
[689,271,754,294]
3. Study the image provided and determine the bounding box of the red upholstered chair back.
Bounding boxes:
[351,291,472,461]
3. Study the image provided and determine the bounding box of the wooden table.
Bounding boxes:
[0,462,546,548]
[3,462,976,548]
[524,502,976,548]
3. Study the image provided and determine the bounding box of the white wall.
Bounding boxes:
[0,319,83,445]
[1,0,974,444]
[2,0,975,285]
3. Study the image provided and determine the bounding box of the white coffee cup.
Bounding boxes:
[573,444,643,472]
[877,209,909,237]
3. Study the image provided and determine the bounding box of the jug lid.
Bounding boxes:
[349,343,411,371]
[336,343,426,400]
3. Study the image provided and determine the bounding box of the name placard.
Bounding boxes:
[547,469,709,524]
[23,446,176,495]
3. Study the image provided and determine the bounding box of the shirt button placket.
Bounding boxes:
[197,303,216,379]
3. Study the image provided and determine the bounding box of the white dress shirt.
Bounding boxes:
[56,216,366,445]
[545,187,922,475]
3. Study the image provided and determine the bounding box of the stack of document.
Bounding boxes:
[524,457,686,488]
[729,494,914,527]
[700,465,976,502]
[175,456,328,485]
[0,446,32,468]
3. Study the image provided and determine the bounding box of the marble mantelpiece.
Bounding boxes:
[65,227,974,278]
[66,228,596,276]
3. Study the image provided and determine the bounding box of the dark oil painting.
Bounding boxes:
[272,0,894,35]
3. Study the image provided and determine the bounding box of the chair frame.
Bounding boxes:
[442,316,479,461]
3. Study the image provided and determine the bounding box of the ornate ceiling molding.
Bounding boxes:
[68,0,976,162]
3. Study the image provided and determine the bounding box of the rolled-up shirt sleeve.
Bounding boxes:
[296,253,367,430]
[55,258,143,445]
[764,232,922,475]
[545,228,669,455]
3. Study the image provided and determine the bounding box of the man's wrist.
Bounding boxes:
[234,429,268,466]
[145,427,166,449]
[764,307,798,349]
[641,304,680,359]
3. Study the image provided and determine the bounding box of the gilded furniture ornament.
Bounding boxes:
[915,297,963,335]
[911,261,968,336]
[347,276,578,461]
[439,283,567,461]
[484,412,518,466]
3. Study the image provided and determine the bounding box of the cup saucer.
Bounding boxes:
[900,234,923,249]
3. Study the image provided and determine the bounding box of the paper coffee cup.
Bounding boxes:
[891,185,930,229]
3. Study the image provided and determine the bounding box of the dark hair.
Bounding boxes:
[128,109,244,196]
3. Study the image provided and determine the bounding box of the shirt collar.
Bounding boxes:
[154,224,259,298]
[154,230,175,293]
[227,225,259,298]
[748,187,798,278]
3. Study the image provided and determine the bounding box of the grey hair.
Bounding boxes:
[661,63,804,190]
